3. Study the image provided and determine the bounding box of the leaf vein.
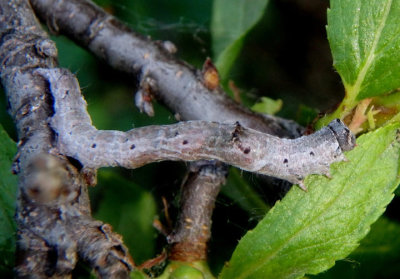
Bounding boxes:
[348,0,393,95]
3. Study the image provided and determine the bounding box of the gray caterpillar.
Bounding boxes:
[37,68,355,190]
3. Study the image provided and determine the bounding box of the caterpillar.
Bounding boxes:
[36,68,355,189]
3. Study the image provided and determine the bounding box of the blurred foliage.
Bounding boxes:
[1,0,400,278]
[0,125,17,278]
[90,169,157,264]
[251,96,283,115]
[211,0,270,80]
[312,217,400,279]
[221,168,270,218]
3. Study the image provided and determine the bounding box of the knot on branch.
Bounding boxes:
[25,153,79,204]
[135,75,158,117]
[202,57,219,90]
[35,38,58,58]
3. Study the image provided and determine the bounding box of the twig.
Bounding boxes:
[29,0,303,138]
[168,161,228,262]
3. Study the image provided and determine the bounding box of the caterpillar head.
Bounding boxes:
[328,119,356,152]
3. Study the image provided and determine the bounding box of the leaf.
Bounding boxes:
[90,169,157,264]
[211,0,269,80]
[0,124,17,274]
[323,0,400,122]
[219,123,400,279]
[251,97,283,115]
[312,217,400,279]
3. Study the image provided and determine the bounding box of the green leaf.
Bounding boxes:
[322,0,400,123]
[211,0,269,80]
[329,0,400,99]
[219,123,400,279]
[312,217,400,279]
[251,97,283,115]
[90,169,157,264]
[0,124,17,274]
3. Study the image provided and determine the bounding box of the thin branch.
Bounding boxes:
[168,161,228,262]
[29,0,303,138]
[0,0,133,277]
[37,67,355,186]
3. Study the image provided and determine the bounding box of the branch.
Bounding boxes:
[29,0,302,138]
[37,67,355,187]
[0,0,133,277]
[167,161,228,262]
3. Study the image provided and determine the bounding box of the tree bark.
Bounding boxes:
[0,1,133,277]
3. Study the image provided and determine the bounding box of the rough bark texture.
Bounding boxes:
[0,0,133,278]
[29,0,303,138]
